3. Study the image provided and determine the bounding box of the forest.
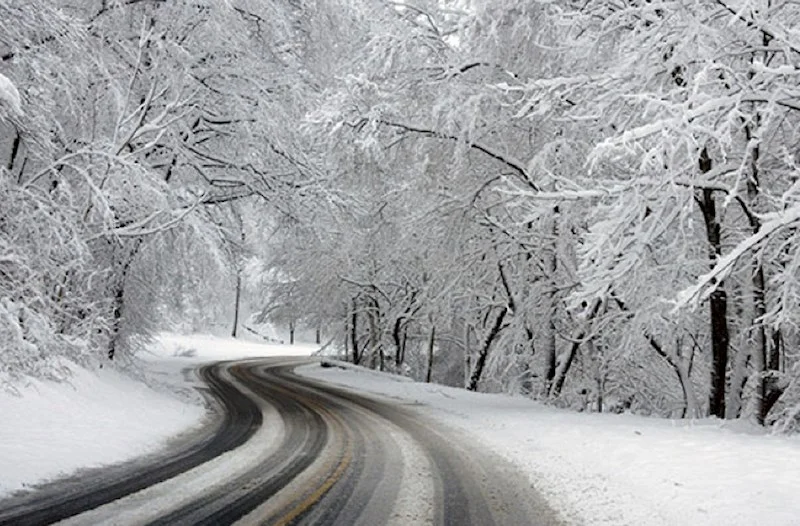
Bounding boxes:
[1,0,799,431]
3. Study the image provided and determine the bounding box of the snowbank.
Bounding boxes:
[299,361,800,526]
[0,361,204,497]
[151,332,318,362]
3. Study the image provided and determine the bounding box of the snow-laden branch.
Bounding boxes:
[375,119,540,191]
[673,203,800,310]
[714,0,800,56]
[498,185,616,201]
[85,194,206,241]
[500,171,735,203]
[115,83,198,156]
[495,73,614,93]
[595,96,739,155]
[23,150,128,189]
[0,73,22,116]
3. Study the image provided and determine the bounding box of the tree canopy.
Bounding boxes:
[3,0,800,431]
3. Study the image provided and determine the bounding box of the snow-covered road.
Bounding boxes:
[1,334,798,525]
[0,355,557,525]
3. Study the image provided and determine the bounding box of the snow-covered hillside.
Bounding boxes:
[0,360,202,497]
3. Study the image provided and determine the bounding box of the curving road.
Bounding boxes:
[0,358,561,525]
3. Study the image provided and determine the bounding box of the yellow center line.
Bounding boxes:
[234,364,356,526]
[271,441,353,526]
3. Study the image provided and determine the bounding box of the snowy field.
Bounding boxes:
[299,361,800,526]
[0,333,316,498]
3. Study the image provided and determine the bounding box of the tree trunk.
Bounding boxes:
[679,358,699,419]
[351,298,361,365]
[647,335,697,418]
[751,264,768,423]
[426,325,436,383]
[587,339,603,413]
[542,316,557,397]
[463,324,472,387]
[520,326,535,395]
[393,317,405,367]
[231,272,241,338]
[344,315,350,358]
[550,338,579,398]
[289,321,295,345]
[107,239,143,360]
[6,128,20,171]
[741,120,769,423]
[108,280,125,360]
[542,206,559,395]
[550,298,602,398]
[367,296,382,371]
[696,148,730,419]
[467,307,508,391]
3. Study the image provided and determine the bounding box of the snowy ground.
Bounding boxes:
[298,360,800,526]
[0,333,316,498]
[3,334,798,525]
[0,359,203,497]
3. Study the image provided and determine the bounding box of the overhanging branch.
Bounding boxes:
[370,119,540,192]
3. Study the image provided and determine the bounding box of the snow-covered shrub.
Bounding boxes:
[0,174,99,382]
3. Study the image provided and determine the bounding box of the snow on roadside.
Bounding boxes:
[0,360,204,498]
[298,360,800,526]
[149,332,318,363]
[0,333,317,499]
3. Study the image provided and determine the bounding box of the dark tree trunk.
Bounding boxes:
[762,333,786,420]
[426,325,436,383]
[771,329,782,372]
[231,272,241,338]
[753,263,769,423]
[520,326,535,395]
[7,129,20,171]
[543,206,559,394]
[467,307,508,391]
[393,317,405,367]
[743,120,770,423]
[696,148,730,419]
[107,239,143,360]
[550,298,603,398]
[707,288,729,418]
[344,316,350,357]
[289,321,295,345]
[550,339,579,398]
[108,281,125,360]
[368,297,384,372]
[350,298,361,365]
